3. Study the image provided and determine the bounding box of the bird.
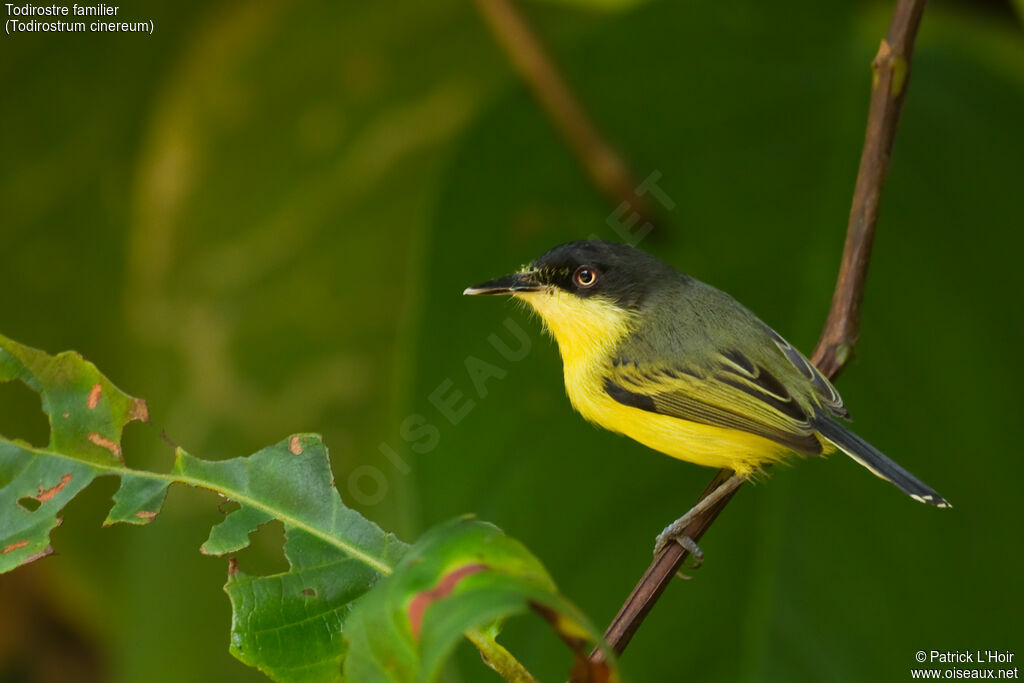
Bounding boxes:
[464,240,949,557]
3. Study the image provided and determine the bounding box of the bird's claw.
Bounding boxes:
[654,527,704,571]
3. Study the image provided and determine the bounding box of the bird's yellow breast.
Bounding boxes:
[517,289,790,475]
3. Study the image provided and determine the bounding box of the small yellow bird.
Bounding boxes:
[465,240,948,553]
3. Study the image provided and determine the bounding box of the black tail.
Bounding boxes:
[812,415,950,508]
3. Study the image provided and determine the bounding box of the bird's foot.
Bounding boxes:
[651,472,747,574]
[654,520,704,568]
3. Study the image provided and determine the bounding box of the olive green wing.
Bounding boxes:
[604,351,824,455]
[762,325,848,419]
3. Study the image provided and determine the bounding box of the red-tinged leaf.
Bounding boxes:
[409,563,489,639]
[343,517,618,683]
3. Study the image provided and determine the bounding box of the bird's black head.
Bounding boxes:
[465,240,676,310]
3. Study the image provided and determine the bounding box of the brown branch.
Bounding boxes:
[589,0,928,665]
[814,0,926,379]
[472,0,661,233]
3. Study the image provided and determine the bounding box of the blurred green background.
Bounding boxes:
[1,0,1022,681]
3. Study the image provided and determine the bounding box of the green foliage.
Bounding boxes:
[407,2,1024,681]
[344,517,612,682]
[0,334,615,682]
[1,1,1021,682]
[0,333,157,573]
[177,435,407,681]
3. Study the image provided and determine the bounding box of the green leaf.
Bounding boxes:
[344,517,616,683]
[104,474,172,526]
[175,437,407,573]
[0,333,158,572]
[0,441,97,569]
[0,334,409,681]
[175,435,408,682]
[1,334,617,682]
[0,332,150,466]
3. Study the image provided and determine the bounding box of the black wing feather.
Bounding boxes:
[603,366,823,456]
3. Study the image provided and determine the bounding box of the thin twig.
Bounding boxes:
[814,0,926,379]
[472,0,661,233]
[590,0,928,664]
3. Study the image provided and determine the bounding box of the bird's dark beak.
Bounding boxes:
[463,271,542,296]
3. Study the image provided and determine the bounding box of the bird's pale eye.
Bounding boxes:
[573,266,598,288]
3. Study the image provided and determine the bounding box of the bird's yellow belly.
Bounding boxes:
[564,363,789,476]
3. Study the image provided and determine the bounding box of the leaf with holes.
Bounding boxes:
[0,333,160,572]
[174,435,409,682]
[0,333,618,681]
[344,517,618,683]
[0,335,410,681]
